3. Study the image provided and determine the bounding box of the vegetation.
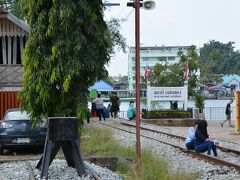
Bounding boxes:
[193,91,205,113]
[18,1,111,124]
[146,110,191,119]
[199,50,222,84]
[81,127,198,180]
[200,40,240,74]
[148,46,200,96]
[8,1,125,127]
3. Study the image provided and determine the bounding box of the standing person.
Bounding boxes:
[127,101,136,120]
[173,101,178,110]
[107,102,113,118]
[185,121,198,150]
[91,100,97,117]
[110,93,120,118]
[221,99,234,127]
[194,120,218,157]
[93,94,105,121]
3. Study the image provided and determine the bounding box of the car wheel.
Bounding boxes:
[0,145,3,155]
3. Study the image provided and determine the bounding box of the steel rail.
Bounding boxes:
[120,121,240,156]
[25,162,36,180]
[97,121,240,172]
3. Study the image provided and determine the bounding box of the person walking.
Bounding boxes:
[127,101,136,120]
[93,94,105,121]
[221,99,234,127]
[194,120,218,157]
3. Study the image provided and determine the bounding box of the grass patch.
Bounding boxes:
[80,127,198,180]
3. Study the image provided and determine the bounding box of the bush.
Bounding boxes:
[146,110,191,119]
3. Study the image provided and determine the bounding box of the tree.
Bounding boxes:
[178,46,200,96]
[148,57,169,87]
[199,50,222,84]
[0,0,21,17]
[2,0,127,56]
[200,40,240,74]
[19,1,113,124]
[148,46,200,96]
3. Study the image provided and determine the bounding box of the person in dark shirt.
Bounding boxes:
[194,120,218,157]
[173,101,178,110]
[109,93,120,118]
[221,99,234,127]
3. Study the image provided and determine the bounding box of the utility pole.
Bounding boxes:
[135,0,141,175]
[127,0,155,175]
[127,0,142,175]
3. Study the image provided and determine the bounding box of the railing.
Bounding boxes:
[204,107,236,121]
[118,107,236,121]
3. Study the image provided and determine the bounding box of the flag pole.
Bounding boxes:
[184,60,189,110]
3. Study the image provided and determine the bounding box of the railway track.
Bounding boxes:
[96,119,240,172]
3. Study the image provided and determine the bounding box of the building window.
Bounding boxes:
[142,57,150,61]
[168,56,175,61]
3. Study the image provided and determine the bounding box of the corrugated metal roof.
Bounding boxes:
[0,8,29,33]
[222,74,240,84]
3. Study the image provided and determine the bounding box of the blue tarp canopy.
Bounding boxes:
[90,80,113,91]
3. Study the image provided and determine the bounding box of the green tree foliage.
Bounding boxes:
[200,40,240,74]
[2,0,126,55]
[19,1,112,124]
[178,46,200,96]
[199,50,222,84]
[148,57,168,86]
[148,46,200,96]
[193,90,205,113]
[0,0,21,17]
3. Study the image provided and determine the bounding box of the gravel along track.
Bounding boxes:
[118,121,240,165]
[1,118,239,180]
[0,159,123,180]
[92,119,240,180]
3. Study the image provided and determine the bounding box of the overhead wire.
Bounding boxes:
[120,9,134,22]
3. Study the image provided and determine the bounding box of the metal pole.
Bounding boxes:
[135,0,141,175]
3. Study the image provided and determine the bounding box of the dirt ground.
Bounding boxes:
[168,120,240,144]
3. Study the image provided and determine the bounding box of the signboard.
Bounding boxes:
[147,84,188,110]
[147,87,186,101]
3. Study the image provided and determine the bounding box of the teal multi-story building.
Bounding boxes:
[128,45,193,90]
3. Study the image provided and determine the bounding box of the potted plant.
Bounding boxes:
[19,1,125,178]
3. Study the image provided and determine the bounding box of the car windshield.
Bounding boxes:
[5,111,31,121]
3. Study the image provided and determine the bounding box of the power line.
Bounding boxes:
[121,9,134,22]
[116,5,127,19]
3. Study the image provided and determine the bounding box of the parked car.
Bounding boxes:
[0,108,47,154]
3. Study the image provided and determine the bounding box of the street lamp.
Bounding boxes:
[127,0,155,175]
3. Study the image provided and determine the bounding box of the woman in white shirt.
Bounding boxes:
[185,121,198,150]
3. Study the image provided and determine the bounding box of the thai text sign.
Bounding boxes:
[147,86,186,101]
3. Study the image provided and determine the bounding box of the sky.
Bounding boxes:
[103,0,240,76]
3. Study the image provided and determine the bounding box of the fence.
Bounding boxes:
[119,107,236,121]
[0,91,20,119]
[204,107,236,121]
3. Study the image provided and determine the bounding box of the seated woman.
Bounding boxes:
[127,101,136,120]
[194,120,218,157]
[185,121,198,150]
